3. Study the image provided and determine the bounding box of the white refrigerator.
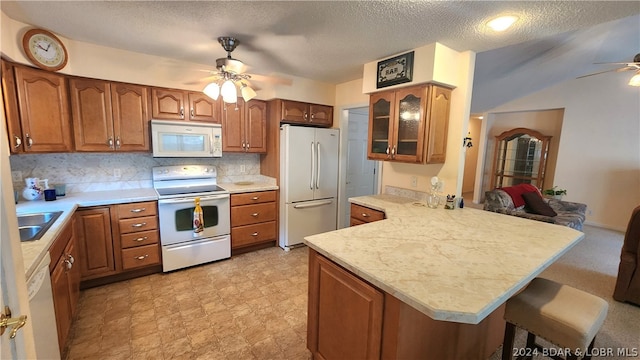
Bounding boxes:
[280,124,339,250]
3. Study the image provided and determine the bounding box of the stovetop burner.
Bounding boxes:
[152,165,228,199]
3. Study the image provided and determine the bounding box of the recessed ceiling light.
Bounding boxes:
[487,15,518,32]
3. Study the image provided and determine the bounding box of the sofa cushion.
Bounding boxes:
[500,184,541,208]
[523,191,557,217]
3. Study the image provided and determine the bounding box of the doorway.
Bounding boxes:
[339,106,379,228]
[461,116,481,204]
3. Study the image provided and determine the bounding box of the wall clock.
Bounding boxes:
[22,28,68,72]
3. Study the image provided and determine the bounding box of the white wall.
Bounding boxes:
[485,70,640,231]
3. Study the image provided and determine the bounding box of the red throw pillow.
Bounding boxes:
[500,184,540,208]
[522,191,557,217]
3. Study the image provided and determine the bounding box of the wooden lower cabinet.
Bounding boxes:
[307,250,506,360]
[230,190,277,252]
[75,201,161,287]
[350,203,385,227]
[49,218,79,353]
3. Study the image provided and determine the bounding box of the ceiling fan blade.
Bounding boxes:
[248,73,293,86]
[576,67,631,79]
[184,74,222,85]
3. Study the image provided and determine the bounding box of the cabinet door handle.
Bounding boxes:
[134,254,149,260]
[25,134,33,148]
[391,145,396,158]
[134,236,148,242]
[304,112,308,120]
[251,213,259,217]
[180,107,184,119]
[131,222,147,228]
[115,137,121,149]
[130,208,146,213]
[64,259,72,270]
[385,145,391,158]
[246,143,250,151]
[310,113,315,121]
[251,196,259,200]
[67,254,75,264]
[190,108,195,117]
[251,232,259,236]
[13,135,22,148]
[107,137,114,149]
[242,142,246,149]
[362,213,370,218]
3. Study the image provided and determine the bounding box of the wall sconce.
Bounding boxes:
[463,133,473,148]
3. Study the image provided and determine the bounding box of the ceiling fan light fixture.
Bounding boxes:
[203,82,220,100]
[629,71,640,87]
[240,82,257,102]
[487,15,518,32]
[221,79,237,103]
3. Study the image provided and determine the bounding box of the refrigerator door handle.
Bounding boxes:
[316,142,321,189]
[310,141,315,190]
[293,199,333,209]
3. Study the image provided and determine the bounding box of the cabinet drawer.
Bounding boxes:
[120,229,159,249]
[231,202,276,226]
[231,191,276,206]
[231,221,276,249]
[350,218,367,227]
[350,204,385,223]
[116,201,157,219]
[118,216,158,234]
[121,244,160,270]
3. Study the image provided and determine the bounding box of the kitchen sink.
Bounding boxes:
[17,211,62,242]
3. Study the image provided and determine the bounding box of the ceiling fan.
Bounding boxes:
[577,53,640,86]
[198,36,291,103]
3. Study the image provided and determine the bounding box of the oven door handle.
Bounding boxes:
[158,195,229,204]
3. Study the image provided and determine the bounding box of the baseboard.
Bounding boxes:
[583,220,625,233]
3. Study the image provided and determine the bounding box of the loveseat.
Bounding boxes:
[484,186,587,230]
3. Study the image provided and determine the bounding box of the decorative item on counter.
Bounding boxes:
[22,177,48,201]
[427,176,441,209]
[445,194,456,210]
[193,197,204,236]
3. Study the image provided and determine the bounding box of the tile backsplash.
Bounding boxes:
[10,152,263,194]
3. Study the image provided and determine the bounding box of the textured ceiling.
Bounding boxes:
[2,1,639,86]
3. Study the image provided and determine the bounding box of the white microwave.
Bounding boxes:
[151,120,222,158]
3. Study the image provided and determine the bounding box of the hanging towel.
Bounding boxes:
[193,197,204,236]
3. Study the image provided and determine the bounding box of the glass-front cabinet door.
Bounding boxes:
[368,91,395,160]
[393,86,426,162]
[490,128,551,189]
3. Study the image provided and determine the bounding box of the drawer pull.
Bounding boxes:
[134,254,149,260]
[251,213,259,217]
[251,232,259,236]
[134,236,148,242]
[131,222,147,228]
[251,196,259,200]
[130,208,146,213]
[362,213,370,217]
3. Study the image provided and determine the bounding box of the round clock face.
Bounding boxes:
[22,29,68,71]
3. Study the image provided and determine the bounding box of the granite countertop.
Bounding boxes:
[304,194,584,325]
[17,180,278,279]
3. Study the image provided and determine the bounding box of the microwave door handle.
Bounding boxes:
[158,195,228,204]
[210,134,214,155]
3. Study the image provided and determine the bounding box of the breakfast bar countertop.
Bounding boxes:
[304,194,585,325]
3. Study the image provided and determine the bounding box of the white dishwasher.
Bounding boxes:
[28,252,61,359]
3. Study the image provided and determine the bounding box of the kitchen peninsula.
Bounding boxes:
[304,194,584,359]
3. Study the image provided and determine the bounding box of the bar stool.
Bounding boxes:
[502,277,608,360]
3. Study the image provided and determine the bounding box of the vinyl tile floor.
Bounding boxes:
[64,246,311,360]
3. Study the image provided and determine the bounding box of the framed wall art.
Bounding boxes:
[377,51,414,88]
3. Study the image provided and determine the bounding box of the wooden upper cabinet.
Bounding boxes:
[13,65,73,152]
[151,88,219,123]
[367,84,451,164]
[1,60,25,153]
[188,92,220,123]
[151,88,186,120]
[425,86,451,164]
[245,100,267,153]
[280,100,333,127]
[70,79,149,152]
[222,99,267,153]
